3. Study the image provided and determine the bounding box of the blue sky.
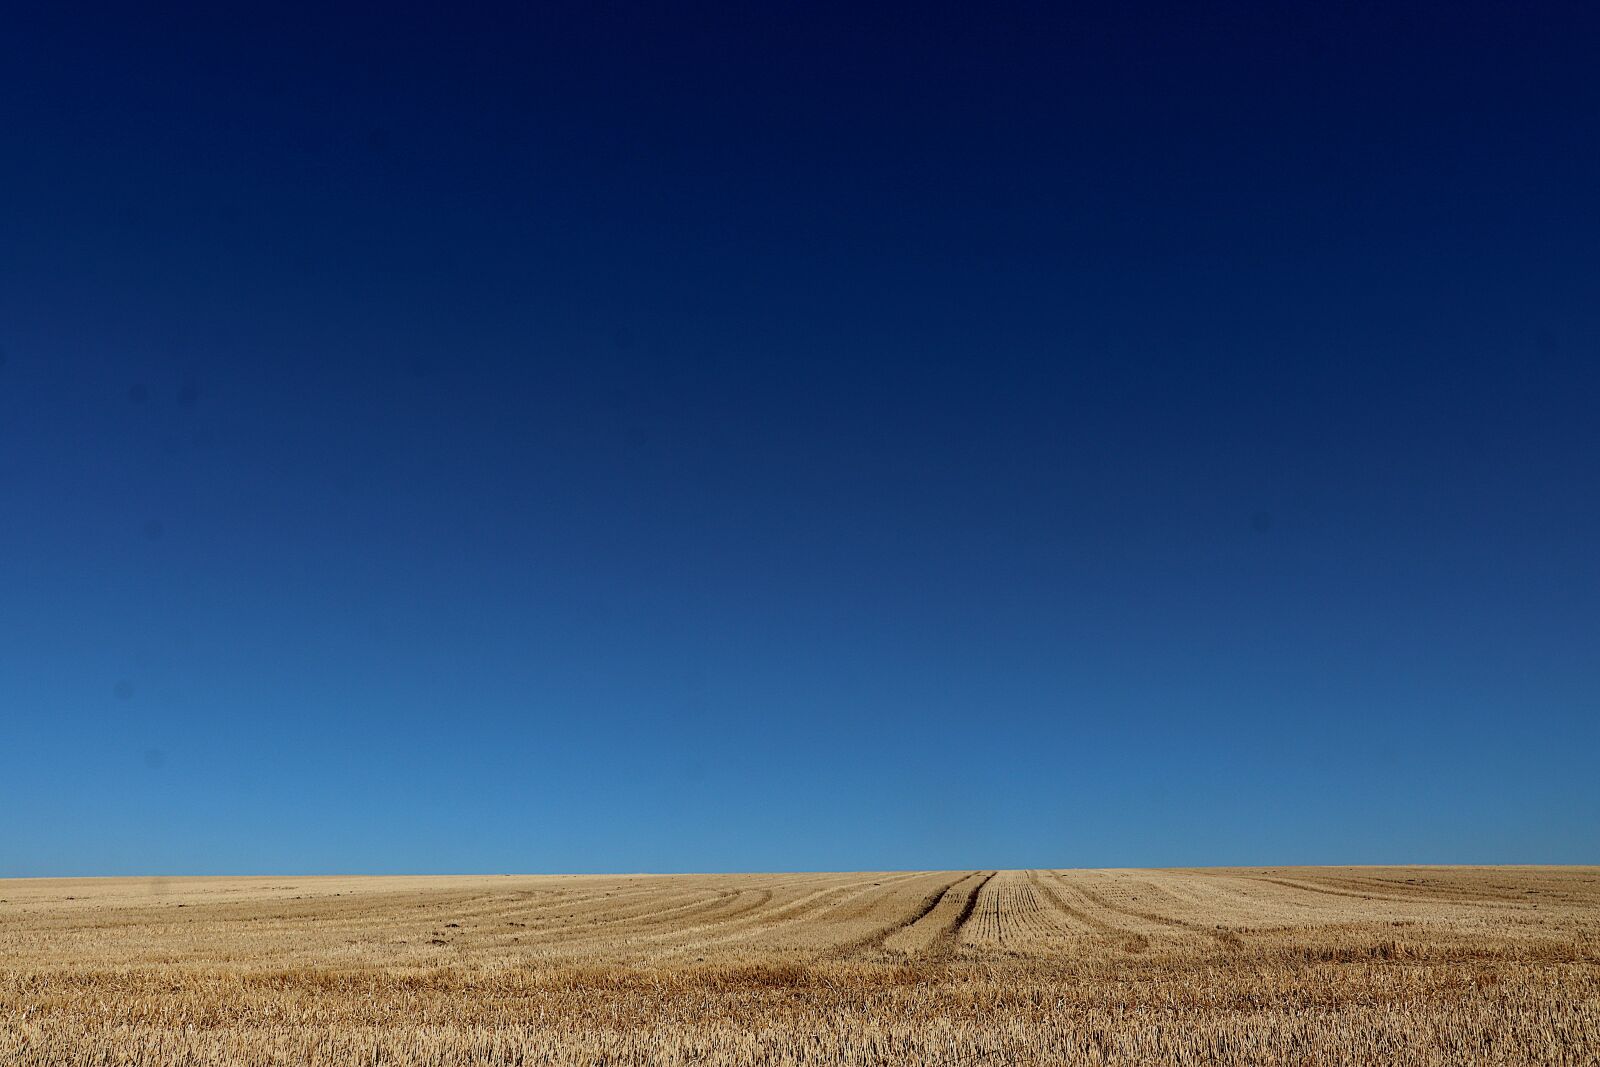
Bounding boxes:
[2,1,1597,875]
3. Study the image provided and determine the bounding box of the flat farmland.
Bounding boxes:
[3,867,1597,1065]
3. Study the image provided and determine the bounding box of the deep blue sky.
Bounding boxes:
[2,2,1597,876]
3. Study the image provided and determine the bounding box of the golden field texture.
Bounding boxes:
[2,866,1597,1065]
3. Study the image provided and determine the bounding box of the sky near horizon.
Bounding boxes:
[2,2,1598,876]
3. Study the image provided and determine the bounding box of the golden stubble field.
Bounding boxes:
[2,866,1597,1065]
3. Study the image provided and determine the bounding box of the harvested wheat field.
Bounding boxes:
[3,866,1598,1065]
